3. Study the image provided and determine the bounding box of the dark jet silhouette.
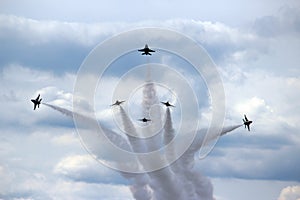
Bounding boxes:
[110,100,125,106]
[243,114,253,131]
[31,94,42,110]
[161,101,175,107]
[138,117,151,123]
[138,44,155,55]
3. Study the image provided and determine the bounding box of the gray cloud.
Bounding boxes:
[253,6,300,37]
[1,9,299,77]
[199,144,300,181]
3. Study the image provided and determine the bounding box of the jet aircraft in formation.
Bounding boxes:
[243,115,253,131]
[161,101,175,107]
[138,117,151,123]
[138,44,155,55]
[31,94,42,110]
[32,44,253,134]
[110,100,125,106]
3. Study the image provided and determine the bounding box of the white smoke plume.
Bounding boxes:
[42,89,242,200]
[141,81,163,151]
[42,103,131,152]
[119,106,153,200]
[140,82,184,200]
[43,102,153,200]
[119,106,147,154]
[163,108,176,164]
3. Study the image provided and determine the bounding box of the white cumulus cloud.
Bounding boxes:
[278,185,300,200]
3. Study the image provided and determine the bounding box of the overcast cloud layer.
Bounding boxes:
[0,2,300,200]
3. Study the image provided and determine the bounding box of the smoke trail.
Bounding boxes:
[193,124,243,150]
[119,107,147,154]
[43,102,243,200]
[221,124,243,136]
[44,103,154,200]
[141,82,184,200]
[163,108,177,163]
[43,103,73,118]
[142,82,163,151]
[119,106,153,200]
[43,103,130,151]
[163,107,194,199]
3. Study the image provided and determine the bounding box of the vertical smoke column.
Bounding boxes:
[141,81,163,150]
[163,107,190,199]
[119,107,148,154]
[119,106,153,200]
[163,108,177,163]
[142,61,163,151]
[162,107,199,199]
[141,69,184,199]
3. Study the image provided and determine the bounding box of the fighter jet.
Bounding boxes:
[138,117,151,123]
[110,100,125,106]
[138,44,155,55]
[243,114,253,131]
[31,94,42,110]
[161,101,175,107]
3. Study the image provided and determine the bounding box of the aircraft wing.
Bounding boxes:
[149,49,155,52]
[138,49,145,52]
[247,124,250,131]
[244,115,248,121]
[33,103,37,110]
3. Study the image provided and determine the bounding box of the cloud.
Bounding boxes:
[1,9,299,77]
[0,7,300,199]
[54,154,128,184]
[221,67,300,131]
[48,180,132,200]
[0,163,132,200]
[51,133,79,146]
[278,185,300,200]
[0,14,265,72]
[200,143,300,181]
[253,5,300,37]
[199,65,300,181]
[0,64,76,129]
[0,124,131,199]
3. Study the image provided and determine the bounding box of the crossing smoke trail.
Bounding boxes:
[43,99,242,200]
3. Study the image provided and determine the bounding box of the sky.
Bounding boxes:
[1,1,300,200]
